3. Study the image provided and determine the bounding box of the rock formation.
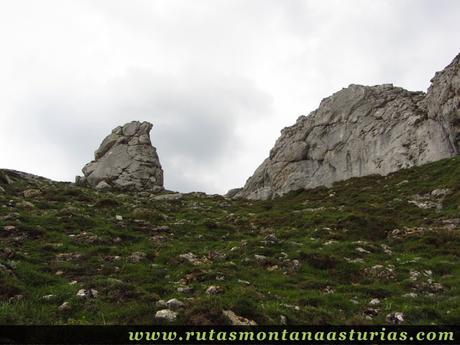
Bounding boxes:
[77,121,164,192]
[234,53,460,200]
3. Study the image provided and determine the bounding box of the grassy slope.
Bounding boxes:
[0,157,459,325]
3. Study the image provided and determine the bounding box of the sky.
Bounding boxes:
[1,0,459,194]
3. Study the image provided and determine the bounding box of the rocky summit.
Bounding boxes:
[234,53,460,200]
[76,121,164,192]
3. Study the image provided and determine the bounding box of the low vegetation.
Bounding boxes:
[0,157,459,324]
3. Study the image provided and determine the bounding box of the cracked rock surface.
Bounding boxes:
[235,53,460,200]
[78,121,164,191]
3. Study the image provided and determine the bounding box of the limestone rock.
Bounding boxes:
[426,53,460,154]
[235,54,460,199]
[222,310,257,325]
[152,193,183,201]
[225,188,242,199]
[79,121,164,192]
[166,298,184,311]
[155,309,177,322]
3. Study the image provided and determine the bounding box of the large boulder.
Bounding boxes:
[78,121,164,192]
[234,53,460,200]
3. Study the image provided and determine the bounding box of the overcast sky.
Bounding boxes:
[1,0,459,193]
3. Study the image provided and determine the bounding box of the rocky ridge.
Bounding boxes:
[77,121,164,192]
[234,53,460,199]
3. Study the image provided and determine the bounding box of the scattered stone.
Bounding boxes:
[264,234,278,243]
[355,247,371,254]
[153,193,183,201]
[289,259,301,272]
[321,286,335,294]
[408,198,439,210]
[440,218,460,230]
[431,188,452,198]
[166,299,184,311]
[76,289,98,299]
[254,254,269,265]
[177,286,194,294]
[381,244,393,255]
[280,315,288,325]
[369,298,381,306]
[56,253,82,261]
[364,307,379,318]
[205,285,224,295]
[42,294,56,301]
[222,310,257,326]
[8,295,24,303]
[128,251,147,263]
[363,265,396,280]
[3,225,16,232]
[156,300,167,309]
[267,265,279,272]
[323,240,338,246]
[155,309,177,323]
[115,215,123,221]
[23,189,41,198]
[386,312,404,324]
[58,302,71,311]
[389,227,427,239]
[409,270,444,294]
[179,252,208,266]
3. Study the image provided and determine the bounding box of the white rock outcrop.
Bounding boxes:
[235,53,460,199]
[77,121,164,192]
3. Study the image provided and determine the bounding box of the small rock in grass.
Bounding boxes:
[156,300,167,309]
[166,298,184,311]
[76,289,98,298]
[356,247,371,254]
[23,189,41,198]
[369,298,380,306]
[386,312,404,324]
[177,286,194,294]
[155,309,177,322]
[222,310,257,326]
[128,251,146,263]
[58,302,71,311]
[280,315,287,325]
[205,285,224,295]
[42,294,56,301]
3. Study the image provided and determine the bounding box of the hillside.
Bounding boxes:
[0,156,459,325]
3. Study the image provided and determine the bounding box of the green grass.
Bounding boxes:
[0,157,460,324]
